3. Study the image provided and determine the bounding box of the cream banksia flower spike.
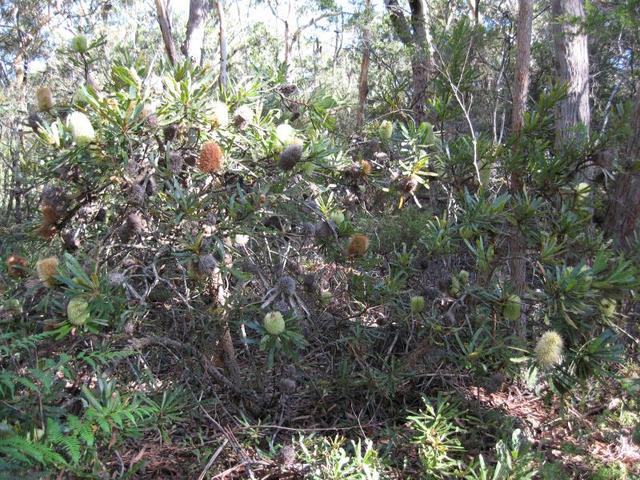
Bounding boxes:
[535,330,564,368]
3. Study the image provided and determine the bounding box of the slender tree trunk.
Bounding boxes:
[551,0,590,149]
[154,0,178,65]
[604,88,640,249]
[356,0,371,129]
[385,0,432,123]
[182,0,207,66]
[214,0,228,90]
[509,0,533,338]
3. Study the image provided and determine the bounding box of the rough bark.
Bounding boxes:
[213,0,228,90]
[551,0,590,148]
[385,0,432,122]
[604,88,640,249]
[509,0,533,338]
[356,0,372,129]
[154,0,178,65]
[182,0,208,66]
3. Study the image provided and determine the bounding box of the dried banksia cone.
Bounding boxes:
[347,234,369,257]
[67,297,90,326]
[168,151,184,174]
[197,254,218,276]
[28,112,43,133]
[198,141,224,173]
[163,124,178,142]
[36,257,59,287]
[264,311,285,336]
[6,255,28,278]
[118,212,144,242]
[535,331,564,368]
[41,204,60,226]
[127,183,146,207]
[67,111,95,145]
[279,144,302,171]
[40,185,67,225]
[37,86,53,112]
[62,230,80,251]
[208,101,229,128]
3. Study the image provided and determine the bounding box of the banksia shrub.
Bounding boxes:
[279,144,302,171]
[6,255,28,278]
[67,297,90,326]
[37,86,53,112]
[502,294,521,321]
[36,257,59,287]
[70,34,88,53]
[535,331,564,368]
[198,141,224,173]
[347,234,369,257]
[264,311,285,336]
[208,101,229,128]
[67,111,95,145]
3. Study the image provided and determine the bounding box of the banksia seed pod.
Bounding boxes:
[41,204,60,226]
[36,257,59,287]
[37,87,53,112]
[378,120,393,141]
[502,294,521,321]
[347,234,369,257]
[279,144,302,171]
[168,151,184,174]
[40,185,67,224]
[127,183,146,207]
[28,112,43,133]
[163,124,178,142]
[410,295,426,314]
[67,111,95,145]
[118,212,144,242]
[6,255,28,278]
[198,141,224,173]
[67,297,90,326]
[535,331,563,368]
[197,254,218,276]
[70,34,88,53]
[208,101,229,128]
[264,311,285,336]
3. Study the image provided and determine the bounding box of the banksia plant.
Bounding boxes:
[279,144,302,171]
[329,211,345,225]
[36,257,59,287]
[264,311,285,336]
[67,111,95,145]
[411,295,426,314]
[70,34,88,53]
[6,255,28,278]
[36,86,53,112]
[208,101,229,128]
[502,294,521,321]
[198,141,224,173]
[378,120,393,141]
[67,297,90,326]
[347,234,369,257]
[535,331,564,368]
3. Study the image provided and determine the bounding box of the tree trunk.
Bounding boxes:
[214,0,228,90]
[154,0,178,66]
[551,0,590,149]
[509,0,533,338]
[385,0,432,123]
[182,0,207,66]
[356,0,371,129]
[604,88,640,249]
